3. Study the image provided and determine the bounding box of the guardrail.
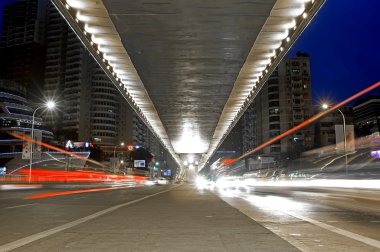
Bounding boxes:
[0,174,26,182]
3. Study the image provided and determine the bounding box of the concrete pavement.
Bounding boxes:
[5,184,299,251]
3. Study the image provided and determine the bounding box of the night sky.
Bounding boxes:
[1,0,379,105]
[288,0,380,104]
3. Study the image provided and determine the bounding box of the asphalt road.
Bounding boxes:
[219,185,380,251]
[0,183,176,251]
[0,182,379,251]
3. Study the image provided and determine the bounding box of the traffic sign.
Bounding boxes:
[134,160,145,168]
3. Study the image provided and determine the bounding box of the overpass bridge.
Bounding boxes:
[51,0,325,173]
[3,2,380,251]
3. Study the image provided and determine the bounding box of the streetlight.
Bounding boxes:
[321,103,347,175]
[29,100,56,183]
[113,142,125,173]
[113,142,125,158]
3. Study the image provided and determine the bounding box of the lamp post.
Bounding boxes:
[113,142,125,158]
[29,101,55,183]
[322,103,347,175]
[112,142,124,172]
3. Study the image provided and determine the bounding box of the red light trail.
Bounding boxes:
[24,185,138,200]
[9,132,104,168]
[225,81,380,166]
[3,168,148,183]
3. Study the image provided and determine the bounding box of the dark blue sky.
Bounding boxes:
[1,0,379,104]
[288,0,380,104]
[0,0,15,35]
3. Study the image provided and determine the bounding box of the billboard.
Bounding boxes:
[134,160,145,168]
[22,131,42,160]
[33,130,42,160]
[163,169,171,176]
[0,166,6,175]
[335,125,355,154]
[22,138,30,160]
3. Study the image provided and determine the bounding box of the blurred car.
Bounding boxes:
[144,178,157,186]
[157,177,169,185]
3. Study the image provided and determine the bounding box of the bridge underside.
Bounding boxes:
[54,0,325,170]
[104,0,275,155]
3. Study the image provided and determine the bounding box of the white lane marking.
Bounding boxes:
[221,194,380,250]
[286,211,380,249]
[0,186,179,251]
[73,196,86,200]
[5,203,36,209]
[0,184,42,190]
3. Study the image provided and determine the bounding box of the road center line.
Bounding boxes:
[0,186,179,251]
[5,203,36,209]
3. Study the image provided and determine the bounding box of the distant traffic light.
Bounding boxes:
[155,161,160,166]
[127,145,141,151]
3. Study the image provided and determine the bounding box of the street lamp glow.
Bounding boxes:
[321,103,329,110]
[46,100,56,109]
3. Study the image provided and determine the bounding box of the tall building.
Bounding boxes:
[219,120,243,155]
[0,0,46,47]
[44,2,126,146]
[353,96,380,137]
[241,103,258,153]
[43,3,164,156]
[132,115,149,148]
[242,52,314,159]
[0,0,47,100]
[0,80,53,154]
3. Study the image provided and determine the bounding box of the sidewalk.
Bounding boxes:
[15,184,299,251]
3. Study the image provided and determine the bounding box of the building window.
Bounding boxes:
[268,86,279,93]
[269,116,280,122]
[293,99,301,104]
[270,131,280,137]
[269,101,279,107]
[270,146,281,153]
[269,124,280,130]
[269,108,280,115]
[268,78,279,85]
[292,69,300,73]
[268,93,279,100]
